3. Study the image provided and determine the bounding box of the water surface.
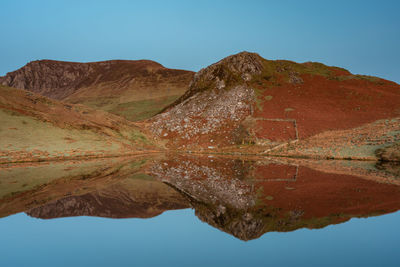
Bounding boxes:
[0,154,399,266]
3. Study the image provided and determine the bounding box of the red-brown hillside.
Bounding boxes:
[148,52,400,159]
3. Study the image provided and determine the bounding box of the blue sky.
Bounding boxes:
[1,0,399,82]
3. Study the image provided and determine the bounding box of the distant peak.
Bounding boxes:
[223,51,263,61]
[209,51,263,74]
[189,51,264,91]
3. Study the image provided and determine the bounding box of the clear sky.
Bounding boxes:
[1,0,399,83]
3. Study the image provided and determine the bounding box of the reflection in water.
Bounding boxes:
[0,155,188,219]
[149,154,400,240]
[1,154,399,241]
[27,178,189,219]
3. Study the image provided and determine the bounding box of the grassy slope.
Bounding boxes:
[59,62,194,121]
[0,85,158,163]
[75,94,182,121]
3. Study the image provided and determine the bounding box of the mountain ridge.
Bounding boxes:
[0,59,194,121]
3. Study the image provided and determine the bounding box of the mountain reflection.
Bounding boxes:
[1,154,399,241]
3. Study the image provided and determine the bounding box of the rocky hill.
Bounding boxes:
[0,59,194,121]
[148,52,400,160]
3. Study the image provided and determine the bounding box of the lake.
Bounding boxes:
[0,154,399,267]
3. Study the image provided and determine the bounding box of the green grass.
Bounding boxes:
[0,109,116,153]
[332,74,382,83]
[0,108,153,162]
[76,95,181,121]
[258,59,337,80]
[254,58,382,88]
[110,95,181,121]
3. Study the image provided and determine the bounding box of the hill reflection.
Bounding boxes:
[1,154,399,241]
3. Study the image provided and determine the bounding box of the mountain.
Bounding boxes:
[148,52,400,160]
[0,59,194,121]
[0,85,157,163]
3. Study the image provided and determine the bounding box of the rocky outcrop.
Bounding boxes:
[149,52,262,149]
[165,51,263,109]
[1,60,95,99]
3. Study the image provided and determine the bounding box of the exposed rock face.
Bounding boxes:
[1,60,96,99]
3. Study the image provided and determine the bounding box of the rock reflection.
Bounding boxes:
[27,177,189,219]
[1,154,399,241]
[149,154,400,240]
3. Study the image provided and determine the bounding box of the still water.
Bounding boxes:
[0,154,399,267]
